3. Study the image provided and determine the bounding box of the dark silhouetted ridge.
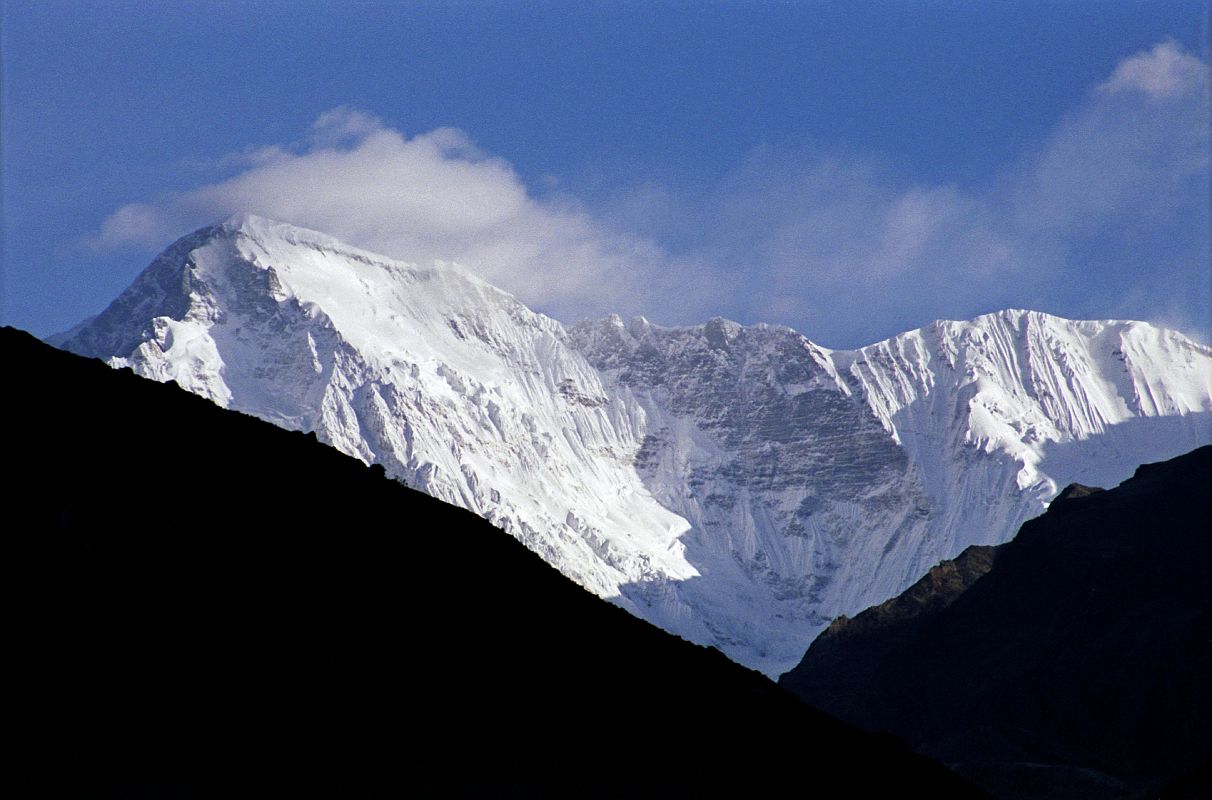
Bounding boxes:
[4,327,982,797]
[780,443,1212,799]
[1052,483,1105,503]
[781,544,1001,730]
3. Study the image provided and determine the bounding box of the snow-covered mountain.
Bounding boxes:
[55,215,1212,676]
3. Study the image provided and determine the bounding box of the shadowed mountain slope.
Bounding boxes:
[781,544,1002,730]
[4,327,982,797]
[780,445,1212,799]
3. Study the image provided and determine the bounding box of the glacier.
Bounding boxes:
[55,215,1212,676]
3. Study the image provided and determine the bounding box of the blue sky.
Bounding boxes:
[2,0,1208,348]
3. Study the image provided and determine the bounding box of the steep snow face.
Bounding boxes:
[58,216,1212,676]
[841,311,1212,555]
[56,215,697,602]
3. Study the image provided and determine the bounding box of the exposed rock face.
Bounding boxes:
[55,215,1212,675]
[780,446,1212,799]
[570,316,941,664]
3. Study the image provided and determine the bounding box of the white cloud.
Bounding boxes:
[1098,40,1207,100]
[91,112,711,322]
[665,150,1025,338]
[91,41,1209,346]
[215,145,291,172]
[1018,41,1209,234]
[92,202,174,251]
[310,106,385,145]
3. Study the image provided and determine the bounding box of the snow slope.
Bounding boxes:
[54,215,694,601]
[56,216,1212,675]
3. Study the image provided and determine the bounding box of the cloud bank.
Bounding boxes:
[93,42,1209,347]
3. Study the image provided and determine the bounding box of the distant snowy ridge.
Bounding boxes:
[56,215,1212,676]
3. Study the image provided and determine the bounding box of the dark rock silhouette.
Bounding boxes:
[781,445,1212,799]
[5,327,982,797]
[782,544,1001,731]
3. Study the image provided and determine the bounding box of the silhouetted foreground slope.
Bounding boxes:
[781,444,1212,799]
[781,545,1002,731]
[5,327,981,797]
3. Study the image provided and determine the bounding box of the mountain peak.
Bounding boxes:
[212,213,384,263]
[52,220,1212,676]
[218,211,269,232]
